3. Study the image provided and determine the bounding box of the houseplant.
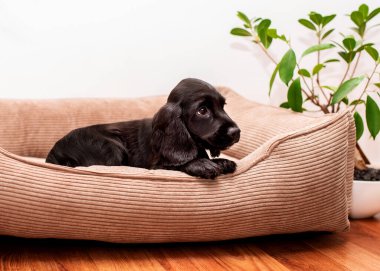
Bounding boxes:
[230,3,380,218]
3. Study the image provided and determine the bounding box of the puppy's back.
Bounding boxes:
[46,124,127,167]
[46,119,154,168]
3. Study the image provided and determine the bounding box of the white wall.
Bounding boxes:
[0,0,379,163]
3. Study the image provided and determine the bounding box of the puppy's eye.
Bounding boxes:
[196,106,209,116]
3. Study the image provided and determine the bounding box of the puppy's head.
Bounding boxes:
[152,78,240,166]
[169,78,240,154]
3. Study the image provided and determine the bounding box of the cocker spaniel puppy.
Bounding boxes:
[46,78,240,179]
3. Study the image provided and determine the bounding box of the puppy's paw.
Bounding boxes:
[212,158,237,174]
[182,158,222,179]
[200,160,222,179]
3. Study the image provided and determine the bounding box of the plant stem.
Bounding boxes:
[257,42,278,65]
[351,63,379,113]
[301,88,329,113]
[339,63,351,87]
[293,64,326,112]
[336,101,341,112]
[350,51,362,78]
[350,35,365,79]
[328,93,333,105]
[316,80,329,104]
[315,27,330,106]
[316,28,321,85]
[327,93,334,113]
[356,142,370,165]
[255,40,329,114]
[297,66,312,93]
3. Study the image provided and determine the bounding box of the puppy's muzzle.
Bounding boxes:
[227,126,241,144]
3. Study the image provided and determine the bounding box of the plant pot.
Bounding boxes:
[350,165,380,219]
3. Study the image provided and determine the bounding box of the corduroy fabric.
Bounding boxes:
[0,88,355,243]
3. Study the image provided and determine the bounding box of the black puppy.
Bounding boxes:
[46,78,240,179]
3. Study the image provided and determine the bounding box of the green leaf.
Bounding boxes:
[267,28,278,38]
[321,85,337,92]
[266,29,287,42]
[301,43,335,57]
[359,4,369,19]
[298,69,311,78]
[338,52,349,63]
[279,49,297,86]
[368,7,380,21]
[269,64,279,95]
[350,99,365,106]
[356,43,374,52]
[312,64,325,75]
[338,51,356,63]
[277,35,287,42]
[257,19,271,32]
[309,12,323,25]
[358,24,366,37]
[332,76,365,104]
[324,59,340,63]
[263,36,273,49]
[237,11,251,28]
[366,95,380,139]
[279,102,290,109]
[343,37,356,51]
[322,14,336,27]
[257,19,272,48]
[365,46,379,61]
[322,29,334,40]
[375,83,380,89]
[354,112,364,140]
[351,11,364,27]
[298,19,316,30]
[342,97,349,105]
[287,78,303,112]
[230,28,252,36]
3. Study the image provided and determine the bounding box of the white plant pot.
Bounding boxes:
[350,179,380,219]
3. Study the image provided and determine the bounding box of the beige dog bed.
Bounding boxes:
[0,87,355,243]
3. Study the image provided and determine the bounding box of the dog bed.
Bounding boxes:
[0,87,355,243]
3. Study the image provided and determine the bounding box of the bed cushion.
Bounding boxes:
[0,87,355,243]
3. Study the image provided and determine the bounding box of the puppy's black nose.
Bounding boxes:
[227,127,240,143]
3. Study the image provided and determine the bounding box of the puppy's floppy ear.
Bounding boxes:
[151,102,198,167]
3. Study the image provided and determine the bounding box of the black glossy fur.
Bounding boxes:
[46,78,240,179]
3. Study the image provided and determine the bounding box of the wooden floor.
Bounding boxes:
[1,218,380,271]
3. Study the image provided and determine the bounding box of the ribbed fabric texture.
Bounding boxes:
[0,87,355,243]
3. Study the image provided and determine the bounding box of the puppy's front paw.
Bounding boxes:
[212,158,237,174]
[182,158,222,179]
